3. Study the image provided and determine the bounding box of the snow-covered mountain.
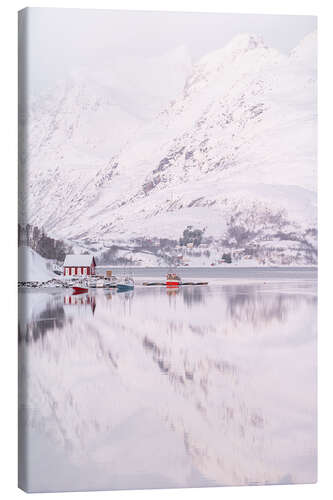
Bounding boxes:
[20,32,317,266]
[22,46,192,166]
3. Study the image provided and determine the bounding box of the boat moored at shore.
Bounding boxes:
[72,286,88,293]
[117,276,134,292]
[166,272,182,287]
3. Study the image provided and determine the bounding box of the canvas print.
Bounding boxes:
[18,8,317,493]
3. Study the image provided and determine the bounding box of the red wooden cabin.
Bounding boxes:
[63,255,96,277]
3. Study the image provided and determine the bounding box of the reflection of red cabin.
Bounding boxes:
[64,294,96,314]
[63,255,96,277]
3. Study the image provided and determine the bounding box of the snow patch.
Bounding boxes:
[18,246,57,282]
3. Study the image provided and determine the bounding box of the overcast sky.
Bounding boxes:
[22,8,316,96]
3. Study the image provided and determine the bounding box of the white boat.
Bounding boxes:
[104,275,118,288]
[96,278,105,288]
[87,277,97,288]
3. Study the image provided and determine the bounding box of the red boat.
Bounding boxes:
[166,273,181,287]
[73,286,88,293]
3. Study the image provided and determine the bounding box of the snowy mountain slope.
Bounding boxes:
[21,32,317,265]
[18,246,57,282]
[23,46,192,168]
[19,46,192,232]
[27,80,143,164]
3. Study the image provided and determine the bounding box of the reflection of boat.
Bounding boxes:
[72,286,88,293]
[117,276,134,292]
[166,272,182,287]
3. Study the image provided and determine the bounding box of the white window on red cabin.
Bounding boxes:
[71,267,75,275]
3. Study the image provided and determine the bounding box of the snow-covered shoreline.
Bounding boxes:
[18,267,317,289]
[17,246,317,289]
[97,264,318,269]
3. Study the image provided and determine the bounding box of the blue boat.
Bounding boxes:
[117,276,134,292]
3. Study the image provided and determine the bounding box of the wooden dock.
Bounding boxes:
[143,282,208,286]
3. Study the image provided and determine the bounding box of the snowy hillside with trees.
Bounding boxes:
[19,32,317,266]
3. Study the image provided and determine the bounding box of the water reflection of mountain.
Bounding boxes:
[18,294,97,344]
[18,283,317,491]
[182,286,205,307]
[18,301,67,343]
[223,285,317,328]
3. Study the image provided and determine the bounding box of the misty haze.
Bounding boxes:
[18,8,317,493]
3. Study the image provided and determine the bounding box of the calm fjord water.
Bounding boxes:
[18,268,317,492]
